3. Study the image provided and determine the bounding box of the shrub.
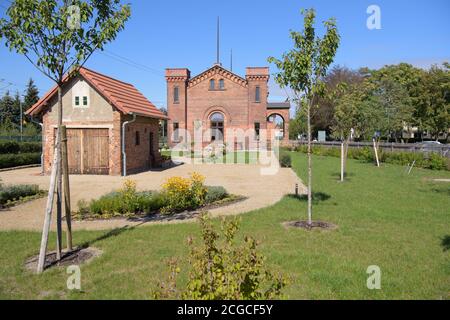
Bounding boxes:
[161,172,207,213]
[425,153,447,170]
[153,214,287,300]
[0,153,41,169]
[0,141,41,154]
[0,184,41,205]
[280,153,292,168]
[0,141,20,154]
[205,186,228,204]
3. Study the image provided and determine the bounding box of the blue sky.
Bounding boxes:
[0,0,449,110]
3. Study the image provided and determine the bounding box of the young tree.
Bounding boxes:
[0,0,131,273]
[268,9,340,225]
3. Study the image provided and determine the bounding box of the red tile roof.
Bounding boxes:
[26,67,167,119]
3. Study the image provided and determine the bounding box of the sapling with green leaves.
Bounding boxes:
[0,0,131,273]
[268,8,340,225]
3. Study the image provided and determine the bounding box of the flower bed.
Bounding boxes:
[74,173,243,221]
[0,181,46,209]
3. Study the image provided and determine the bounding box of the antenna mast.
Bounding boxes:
[216,17,220,65]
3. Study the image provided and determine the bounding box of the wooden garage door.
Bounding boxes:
[62,129,109,175]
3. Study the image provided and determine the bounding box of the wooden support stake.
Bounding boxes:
[61,126,73,251]
[340,142,344,182]
[37,148,58,274]
[373,139,380,167]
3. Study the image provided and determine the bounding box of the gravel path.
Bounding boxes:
[0,161,305,231]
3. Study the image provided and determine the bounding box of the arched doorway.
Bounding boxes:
[210,112,224,141]
[267,114,285,140]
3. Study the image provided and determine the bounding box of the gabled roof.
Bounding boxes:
[26,67,167,119]
[188,64,248,88]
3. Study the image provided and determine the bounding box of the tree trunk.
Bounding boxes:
[56,86,63,260]
[307,99,313,225]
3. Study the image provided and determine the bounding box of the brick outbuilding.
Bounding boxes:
[26,67,167,176]
[166,64,290,149]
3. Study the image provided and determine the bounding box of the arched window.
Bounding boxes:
[210,112,224,141]
[267,114,285,139]
[209,79,215,90]
[219,79,225,90]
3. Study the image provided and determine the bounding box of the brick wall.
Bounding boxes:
[166,65,277,150]
[123,115,162,175]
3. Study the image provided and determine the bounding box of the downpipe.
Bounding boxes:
[122,113,137,176]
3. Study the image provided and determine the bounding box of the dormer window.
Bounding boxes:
[209,79,215,90]
[219,79,225,90]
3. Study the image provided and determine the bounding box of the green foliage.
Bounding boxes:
[291,146,449,171]
[205,186,228,204]
[0,183,42,206]
[0,153,41,169]
[0,0,131,84]
[161,173,207,214]
[280,153,292,168]
[0,141,41,154]
[415,64,450,139]
[154,214,287,300]
[76,178,230,218]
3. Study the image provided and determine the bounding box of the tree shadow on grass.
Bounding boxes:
[441,235,450,252]
[79,225,136,249]
[288,192,331,204]
[331,172,355,181]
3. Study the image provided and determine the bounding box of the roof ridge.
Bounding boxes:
[80,66,134,87]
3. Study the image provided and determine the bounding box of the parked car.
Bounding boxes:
[419,141,443,155]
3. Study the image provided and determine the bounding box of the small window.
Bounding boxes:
[83,96,88,106]
[209,79,215,90]
[173,122,179,141]
[219,79,225,90]
[173,86,179,103]
[135,131,140,146]
[254,122,260,140]
[75,96,80,106]
[255,86,261,102]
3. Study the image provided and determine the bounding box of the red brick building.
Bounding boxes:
[166,64,290,149]
[26,67,166,176]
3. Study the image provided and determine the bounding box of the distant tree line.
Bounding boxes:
[0,78,40,137]
[290,62,450,142]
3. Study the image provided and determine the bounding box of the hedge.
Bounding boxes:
[0,153,41,169]
[289,145,450,171]
[0,141,42,154]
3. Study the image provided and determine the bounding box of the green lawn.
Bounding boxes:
[1,153,449,299]
[162,150,262,164]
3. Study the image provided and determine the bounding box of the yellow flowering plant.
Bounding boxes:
[161,172,207,213]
